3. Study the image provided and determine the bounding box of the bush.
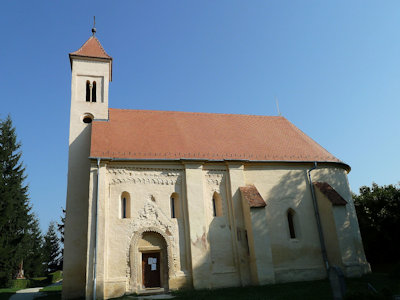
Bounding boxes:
[353,183,400,266]
[47,271,62,283]
[29,277,48,287]
[5,271,62,290]
[8,277,50,289]
[8,279,29,289]
[389,262,400,279]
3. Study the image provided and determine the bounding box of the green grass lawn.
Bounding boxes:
[40,285,62,292]
[169,273,400,300]
[0,284,63,300]
[345,273,400,299]
[36,285,63,300]
[172,280,332,300]
[1,273,399,300]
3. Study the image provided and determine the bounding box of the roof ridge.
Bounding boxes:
[70,36,111,59]
[71,36,92,55]
[91,36,110,57]
[109,107,285,119]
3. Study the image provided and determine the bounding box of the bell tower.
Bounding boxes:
[63,24,112,299]
[68,28,112,141]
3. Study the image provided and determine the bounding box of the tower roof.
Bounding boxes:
[69,35,113,80]
[70,36,112,60]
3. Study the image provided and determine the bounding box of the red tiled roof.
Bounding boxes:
[314,182,348,206]
[70,36,112,60]
[239,185,266,208]
[90,108,346,166]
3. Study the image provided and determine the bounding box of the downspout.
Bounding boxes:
[93,158,100,300]
[307,162,330,273]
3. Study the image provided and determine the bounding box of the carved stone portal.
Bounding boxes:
[125,200,178,292]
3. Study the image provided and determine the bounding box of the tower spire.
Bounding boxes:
[92,16,96,36]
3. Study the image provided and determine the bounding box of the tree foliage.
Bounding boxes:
[354,182,400,265]
[57,208,65,269]
[43,221,61,274]
[24,215,44,277]
[0,116,32,285]
[0,116,46,285]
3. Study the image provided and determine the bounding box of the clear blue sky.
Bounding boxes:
[1,1,399,232]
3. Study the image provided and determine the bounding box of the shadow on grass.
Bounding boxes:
[0,288,20,300]
[36,286,63,300]
[172,279,332,300]
[31,273,399,300]
[0,292,16,300]
[170,273,400,300]
[36,290,62,300]
[345,273,400,299]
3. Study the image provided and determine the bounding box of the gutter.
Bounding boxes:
[307,162,330,273]
[93,158,100,300]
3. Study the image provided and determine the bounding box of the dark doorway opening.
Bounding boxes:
[142,252,161,288]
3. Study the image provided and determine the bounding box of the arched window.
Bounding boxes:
[92,81,97,102]
[170,193,179,218]
[86,80,90,102]
[287,209,296,239]
[212,192,222,217]
[121,192,131,219]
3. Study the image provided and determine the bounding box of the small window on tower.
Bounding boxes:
[92,81,97,102]
[86,80,90,102]
[82,113,94,124]
[83,117,92,124]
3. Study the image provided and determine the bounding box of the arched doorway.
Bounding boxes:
[130,231,169,292]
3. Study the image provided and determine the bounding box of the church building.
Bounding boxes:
[62,31,370,299]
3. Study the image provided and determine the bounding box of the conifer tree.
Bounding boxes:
[0,115,31,285]
[43,221,61,274]
[57,208,65,269]
[24,215,44,277]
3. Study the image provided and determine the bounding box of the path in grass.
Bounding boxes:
[7,281,62,300]
[8,287,44,300]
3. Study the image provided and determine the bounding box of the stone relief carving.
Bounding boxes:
[204,170,227,217]
[108,167,182,186]
[124,199,179,291]
[204,170,225,192]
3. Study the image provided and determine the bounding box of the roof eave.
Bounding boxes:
[69,54,113,81]
[88,156,350,172]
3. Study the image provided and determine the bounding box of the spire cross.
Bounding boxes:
[92,16,96,36]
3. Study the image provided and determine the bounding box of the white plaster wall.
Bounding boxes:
[63,57,111,300]
[244,165,324,279]
[84,161,369,299]
[69,59,110,143]
[90,164,191,297]
[203,170,240,288]
[107,167,183,277]
[312,167,370,275]
[226,164,252,286]
[244,164,369,282]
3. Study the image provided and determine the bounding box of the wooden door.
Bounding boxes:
[142,252,161,288]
